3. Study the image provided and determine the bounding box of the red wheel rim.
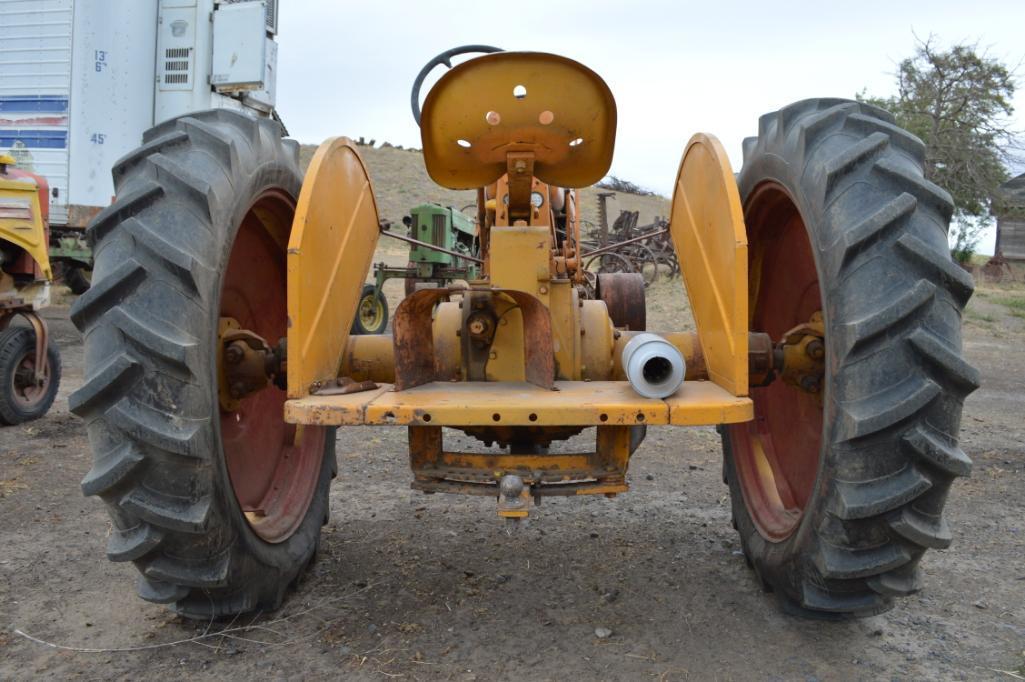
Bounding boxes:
[729,182,823,542]
[219,189,327,544]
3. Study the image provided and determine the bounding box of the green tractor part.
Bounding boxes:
[352,203,481,334]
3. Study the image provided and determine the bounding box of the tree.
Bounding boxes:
[860,37,1019,262]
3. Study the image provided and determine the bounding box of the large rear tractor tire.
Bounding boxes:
[70,109,336,618]
[724,99,979,617]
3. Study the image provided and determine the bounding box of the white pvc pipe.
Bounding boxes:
[622,333,686,398]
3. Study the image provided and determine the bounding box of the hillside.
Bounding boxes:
[298,143,671,236]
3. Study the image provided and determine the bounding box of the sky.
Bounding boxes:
[274,0,1025,255]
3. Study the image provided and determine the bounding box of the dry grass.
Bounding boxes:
[298,143,670,230]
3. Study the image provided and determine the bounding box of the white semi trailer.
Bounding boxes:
[0,0,280,287]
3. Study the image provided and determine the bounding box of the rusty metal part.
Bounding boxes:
[461,291,499,381]
[597,272,646,331]
[66,203,103,229]
[312,376,379,396]
[378,224,484,264]
[0,310,52,384]
[392,288,453,390]
[580,228,668,259]
[747,332,776,387]
[218,318,284,411]
[777,311,825,398]
[342,327,778,392]
[406,424,634,517]
[19,311,48,383]
[393,287,554,391]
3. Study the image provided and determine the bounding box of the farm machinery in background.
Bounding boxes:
[0,154,61,424]
[356,194,682,337]
[580,199,679,288]
[0,0,283,295]
[73,45,978,623]
[353,203,482,334]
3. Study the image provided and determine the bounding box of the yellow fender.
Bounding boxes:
[0,166,52,281]
[669,134,749,396]
[287,138,380,398]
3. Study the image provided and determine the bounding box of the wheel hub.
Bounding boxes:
[218,189,327,544]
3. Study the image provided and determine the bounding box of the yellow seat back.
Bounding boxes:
[420,52,616,190]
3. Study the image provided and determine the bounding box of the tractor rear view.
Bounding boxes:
[72,47,977,620]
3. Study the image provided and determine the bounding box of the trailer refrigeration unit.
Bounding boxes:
[0,0,281,292]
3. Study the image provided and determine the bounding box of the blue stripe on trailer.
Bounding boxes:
[0,96,70,114]
[0,129,68,149]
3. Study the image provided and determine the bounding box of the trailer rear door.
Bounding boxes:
[0,0,73,225]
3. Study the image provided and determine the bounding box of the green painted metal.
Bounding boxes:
[407,203,476,266]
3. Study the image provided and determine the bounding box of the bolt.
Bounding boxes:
[489,351,498,360]
[806,338,825,360]
[225,344,244,364]
[613,330,622,340]
[469,319,486,335]
[229,382,247,399]
[800,375,821,394]
[538,285,548,295]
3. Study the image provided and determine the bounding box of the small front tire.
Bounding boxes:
[351,284,389,335]
[0,326,61,425]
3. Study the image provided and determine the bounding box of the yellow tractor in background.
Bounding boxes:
[72,47,978,620]
[0,154,61,424]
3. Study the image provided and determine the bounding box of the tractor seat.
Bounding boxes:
[420,52,617,190]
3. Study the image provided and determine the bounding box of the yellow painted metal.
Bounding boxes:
[340,334,394,383]
[0,174,51,280]
[669,133,749,396]
[287,137,380,398]
[580,299,615,380]
[420,52,616,190]
[283,379,752,427]
[486,223,552,382]
[549,281,581,380]
[664,382,753,425]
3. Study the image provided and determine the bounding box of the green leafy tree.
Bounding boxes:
[860,37,1019,262]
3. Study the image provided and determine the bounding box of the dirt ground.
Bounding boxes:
[1,270,1023,681]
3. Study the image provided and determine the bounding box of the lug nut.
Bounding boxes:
[800,375,821,393]
[806,339,825,360]
[225,344,244,364]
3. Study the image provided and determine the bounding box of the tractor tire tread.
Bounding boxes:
[75,109,333,618]
[724,98,977,617]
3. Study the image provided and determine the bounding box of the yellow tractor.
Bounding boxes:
[72,48,978,619]
[0,154,61,424]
